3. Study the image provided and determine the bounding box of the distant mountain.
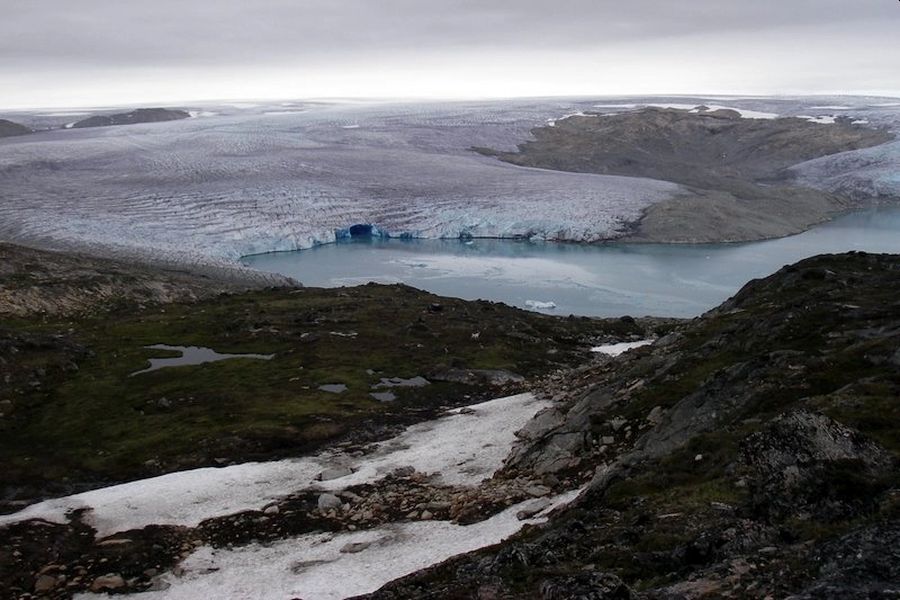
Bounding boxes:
[71,108,190,129]
[0,119,32,138]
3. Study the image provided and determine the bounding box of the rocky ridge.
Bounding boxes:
[71,108,190,129]
[0,242,292,317]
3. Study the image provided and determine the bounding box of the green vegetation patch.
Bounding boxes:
[0,283,645,500]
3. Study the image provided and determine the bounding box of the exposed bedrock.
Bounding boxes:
[479,108,896,243]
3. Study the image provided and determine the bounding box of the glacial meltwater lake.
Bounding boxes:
[242,207,900,318]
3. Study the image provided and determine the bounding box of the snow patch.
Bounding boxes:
[546,111,592,126]
[525,300,557,310]
[0,393,548,537]
[798,115,837,124]
[591,340,654,356]
[79,487,585,600]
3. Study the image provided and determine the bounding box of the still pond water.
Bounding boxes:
[242,208,900,318]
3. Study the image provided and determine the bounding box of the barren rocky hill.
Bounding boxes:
[0,243,291,317]
[71,108,190,129]
[478,108,896,243]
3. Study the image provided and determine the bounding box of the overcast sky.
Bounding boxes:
[2,0,899,108]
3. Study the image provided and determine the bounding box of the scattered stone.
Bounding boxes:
[34,574,58,593]
[340,541,372,554]
[318,383,348,394]
[524,484,552,497]
[89,574,126,592]
[373,376,430,389]
[647,405,665,425]
[317,493,343,511]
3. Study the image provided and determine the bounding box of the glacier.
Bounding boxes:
[0,100,678,265]
[1,96,898,267]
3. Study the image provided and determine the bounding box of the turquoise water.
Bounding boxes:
[242,208,900,318]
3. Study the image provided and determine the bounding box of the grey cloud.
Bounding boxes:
[2,0,896,67]
[1,0,898,107]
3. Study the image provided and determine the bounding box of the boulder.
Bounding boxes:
[90,574,126,592]
[317,493,343,511]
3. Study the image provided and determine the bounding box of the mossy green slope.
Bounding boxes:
[0,282,655,505]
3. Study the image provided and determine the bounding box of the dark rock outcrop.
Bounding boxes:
[71,108,189,129]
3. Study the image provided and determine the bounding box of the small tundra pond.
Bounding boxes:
[132,344,275,376]
[243,207,900,318]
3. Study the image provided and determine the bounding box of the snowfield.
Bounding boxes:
[85,487,584,600]
[0,393,549,537]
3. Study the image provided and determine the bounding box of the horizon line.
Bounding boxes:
[3,91,900,113]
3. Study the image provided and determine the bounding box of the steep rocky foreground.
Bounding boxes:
[361,252,900,599]
[478,108,895,243]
